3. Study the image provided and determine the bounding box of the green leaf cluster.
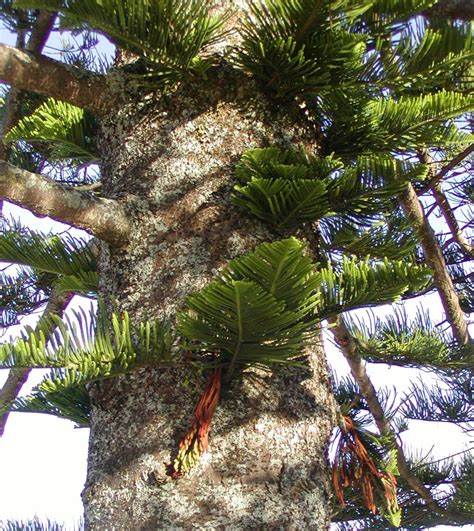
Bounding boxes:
[1,305,174,425]
[179,238,430,375]
[317,257,430,317]
[14,0,227,83]
[0,267,49,327]
[179,237,320,375]
[233,146,427,230]
[347,307,473,369]
[320,89,473,158]
[236,0,371,97]
[0,223,98,296]
[4,98,99,164]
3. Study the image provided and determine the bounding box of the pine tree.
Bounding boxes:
[0,1,472,528]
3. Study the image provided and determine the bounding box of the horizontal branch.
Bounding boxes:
[0,44,114,115]
[0,161,131,246]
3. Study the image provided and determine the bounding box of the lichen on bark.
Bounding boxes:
[83,62,337,529]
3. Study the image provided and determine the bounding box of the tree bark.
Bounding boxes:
[0,44,114,114]
[0,161,131,245]
[400,183,470,345]
[81,68,337,528]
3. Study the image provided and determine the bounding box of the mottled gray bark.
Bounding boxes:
[82,68,337,528]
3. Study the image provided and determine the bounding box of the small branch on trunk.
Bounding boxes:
[432,182,474,259]
[74,182,103,193]
[328,315,446,516]
[0,44,115,115]
[399,182,470,345]
[0,161,131,246]
[0,289,73,436]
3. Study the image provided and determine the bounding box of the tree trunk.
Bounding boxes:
[82,66,337,529]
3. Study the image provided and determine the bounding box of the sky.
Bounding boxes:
[0,18,473,531]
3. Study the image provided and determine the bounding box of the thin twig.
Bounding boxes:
[432,182,474,259]
[418,143,474,195]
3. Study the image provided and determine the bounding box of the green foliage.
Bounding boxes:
[361,20,474,92]
[0,305,175,425]
[0,305,173,371]
[346,308,473,369]
[3,1,473,528]
[0,223,98,296]
[317,257,430,317]
[180,238,430,375]
[233,147,427,230]
[355,0,436,33]
[321,90,474,157]
[401,371,474,426]
[325,213,420,260]
[4,98,99,164]
[236,0,473,106]
[233,176,329,227]
[397,452,474,526]
[0,0,37,32]
[179,238,320,376]
[8,382,91,427]
[331,392,402,526]
[236,0,370,97]
[14,0,227,83]
[332,375,474,528]
[368,91,473,149]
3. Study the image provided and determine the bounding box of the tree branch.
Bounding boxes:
[0,289,73,436]
[328,315,447,516]
[0,161,131,246]
[400,183,470,345]
[0,44,114,115]
[432,182,474,259]
[419,143,474,195]
[25,10,57,53]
